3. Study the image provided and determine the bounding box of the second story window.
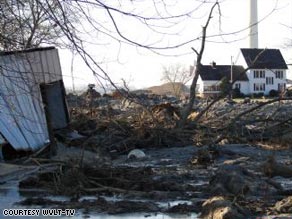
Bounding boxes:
[275,70,284,79]
[254,70,265,78]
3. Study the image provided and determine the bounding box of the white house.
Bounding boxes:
[197,64,249,97]
[197,48,289,97]
[240,48,288,96]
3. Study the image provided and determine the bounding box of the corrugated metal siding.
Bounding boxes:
[0,48,62,151]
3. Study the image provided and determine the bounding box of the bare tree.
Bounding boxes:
[1,0,281,126]
[35,0,220,92]
[161,63,193,98]
[179,1,221,128]
[0,0,72,50]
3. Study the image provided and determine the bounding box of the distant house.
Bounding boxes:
[197,63,248,97]
[196,48,289,97]
[240,48,288,95]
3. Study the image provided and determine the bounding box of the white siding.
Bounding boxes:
[246,69,287,95]
[199,77,250,96]
[233,81,249,95]
[197,75,204,94]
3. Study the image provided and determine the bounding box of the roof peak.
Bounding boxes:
[241,48,280,51]
[241,48,288,69]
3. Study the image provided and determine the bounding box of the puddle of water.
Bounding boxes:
[272,176,292,191]
[188,180,208,187]
[257,216,292,219]
[88,213,198,219]
[157,200,192,208]
[78,196,98,202]
[100,195,196,211]
[0,181,199,219]
[0,180,21,209]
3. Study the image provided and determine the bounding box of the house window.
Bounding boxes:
[266,77,274,85]
[254,83,265,91]
[275,70,284,79]
[278,83,286,91]
[235,83,241,89]
[253,70,265,78]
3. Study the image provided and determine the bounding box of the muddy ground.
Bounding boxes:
[3,93,292,218]
[16,143,292,218]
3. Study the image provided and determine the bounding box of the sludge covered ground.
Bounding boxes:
[2,91,292,218]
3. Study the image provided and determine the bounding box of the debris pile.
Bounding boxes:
[191,99,292,147]
[3,89,292,218]
[66,90,292,152]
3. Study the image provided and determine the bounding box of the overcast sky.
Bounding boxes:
[59,0,292,91]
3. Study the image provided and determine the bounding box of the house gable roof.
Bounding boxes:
[199,65,248,81]
[241,48,288,69]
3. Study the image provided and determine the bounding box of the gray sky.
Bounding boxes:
[59,0,292,91]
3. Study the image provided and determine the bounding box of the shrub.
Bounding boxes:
[232,88,244,98]
[253,92,264,98]
[269,89,279,97]
[286,89,292,97]
[219,77,231,96]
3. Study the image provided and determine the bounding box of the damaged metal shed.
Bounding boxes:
[0,47,69,152]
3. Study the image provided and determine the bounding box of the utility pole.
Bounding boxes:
[230,56,233,100]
